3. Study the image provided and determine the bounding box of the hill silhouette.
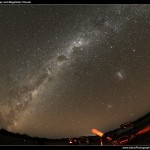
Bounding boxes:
[0,112,149,145]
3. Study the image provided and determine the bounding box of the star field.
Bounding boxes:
[0,4,150,139]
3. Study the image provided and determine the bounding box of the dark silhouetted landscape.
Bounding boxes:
[0,112,149,145]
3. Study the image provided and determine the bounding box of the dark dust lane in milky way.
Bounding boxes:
[0,4,150,139]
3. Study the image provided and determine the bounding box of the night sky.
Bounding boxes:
[0,4,150,139]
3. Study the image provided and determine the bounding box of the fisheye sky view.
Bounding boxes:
[0,4,150,139]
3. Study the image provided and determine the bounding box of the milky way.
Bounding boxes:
[0,5,150,139]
